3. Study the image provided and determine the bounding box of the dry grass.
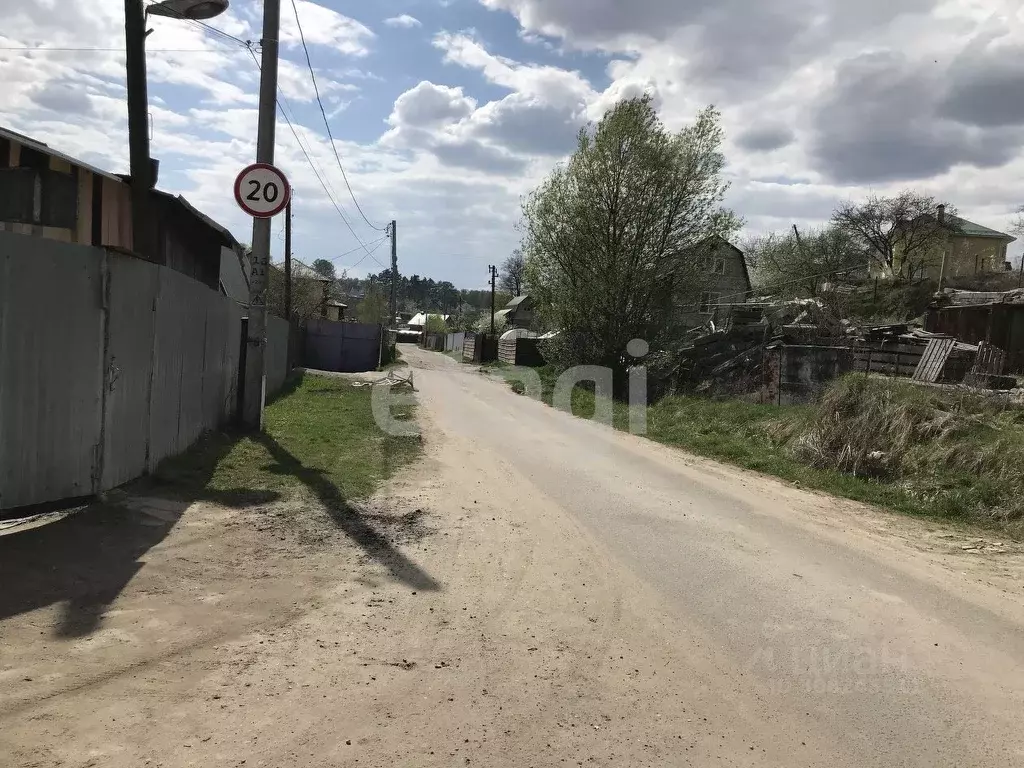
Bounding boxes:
[792,376,1024,528]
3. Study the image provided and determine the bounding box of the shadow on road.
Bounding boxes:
[254,432,441,593]
[0,435,279,639]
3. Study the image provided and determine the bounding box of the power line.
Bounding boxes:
[289,0,385,232]
[186,18,250,48]
[0,46,217,52]
[244,45,383,264]
[328,236,388,265]
[344,236,388,271]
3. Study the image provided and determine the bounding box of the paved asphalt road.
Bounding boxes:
[403,345,1024,768]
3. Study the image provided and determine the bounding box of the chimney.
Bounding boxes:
[936,204,946,224]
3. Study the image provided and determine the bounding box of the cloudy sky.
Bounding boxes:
[3,0,1023,288]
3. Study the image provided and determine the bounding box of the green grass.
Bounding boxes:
[152,373,421,510]
[497,364,1024,536]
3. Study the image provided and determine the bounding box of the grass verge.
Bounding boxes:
[152,372,421,509]
[495,365,1023,536]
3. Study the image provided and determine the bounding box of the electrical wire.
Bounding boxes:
[329,236,388,265]
[0,46,217,52]
[243,45,385,266]
[289,0,386,232]
[344,236,388,271]
[186,17,250,48]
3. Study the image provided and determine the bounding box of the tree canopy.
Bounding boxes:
[311,258,337,281]
[745,225,866,296]
[522,95,739,372]
[499,250,526,296]
[831,192,955,281]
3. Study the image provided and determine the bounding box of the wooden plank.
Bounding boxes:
[857,342,929,356]
[855,350,923,361]
[912,338,955,383]
[76,169,92,244]
[48,155,72,174]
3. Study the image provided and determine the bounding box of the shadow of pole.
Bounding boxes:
[253,433,441,592]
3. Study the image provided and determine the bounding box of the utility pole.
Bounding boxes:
[125,0,154,261]
[489,264,497,336]
[284,200,292,321]
[389,220,397,327]
[792,224,816,295]
[241,0,282,429]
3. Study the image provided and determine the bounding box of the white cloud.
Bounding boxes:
[279,0,374,56]
[384,14,423,29]
[5,0,1024,285]
[467,0,1024,261]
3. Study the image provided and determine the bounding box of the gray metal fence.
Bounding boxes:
[304,318,382,373]
[0,232,290,510]
[444,332,465,353]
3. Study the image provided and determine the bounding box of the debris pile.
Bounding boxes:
[664,295,1021,402]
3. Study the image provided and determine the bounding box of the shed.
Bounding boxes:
[500,295,535,328]
[925,289,1024,373]
[325,299,347,322]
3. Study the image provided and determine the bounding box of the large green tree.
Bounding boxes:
[522,96,739,373]
[311,258,337,280]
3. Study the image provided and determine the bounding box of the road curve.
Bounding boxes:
[403,345,1024,768]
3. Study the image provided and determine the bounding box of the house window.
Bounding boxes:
[699,292,719,313]
[704,254,726,274]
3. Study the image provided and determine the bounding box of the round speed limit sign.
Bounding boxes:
[234,163,290,218]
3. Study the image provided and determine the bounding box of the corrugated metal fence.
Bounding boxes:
[444,332,465,354]
[0,232,290,510]
[304,317,382,373]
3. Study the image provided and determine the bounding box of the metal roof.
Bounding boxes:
[408,312,450,326]
[944,214,1014,241]
[0,125,123,182]
[271,259,333,282]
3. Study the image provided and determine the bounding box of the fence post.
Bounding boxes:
[777,347,783,406]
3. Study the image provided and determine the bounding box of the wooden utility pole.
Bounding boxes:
[489,264,497,335]
[389,220,397,328]
[125,0,154,261]
[284,200,292,320]
[241,0,282,429]
[792,224,816,295]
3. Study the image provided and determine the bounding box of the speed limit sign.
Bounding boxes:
[234,163,290,218]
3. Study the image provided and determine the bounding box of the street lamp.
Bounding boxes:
[147,0,228,19]
[125,0,228,261]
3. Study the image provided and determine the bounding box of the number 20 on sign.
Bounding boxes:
[233,163,291,218]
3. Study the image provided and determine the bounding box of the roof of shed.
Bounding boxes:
[0,125,123,182]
